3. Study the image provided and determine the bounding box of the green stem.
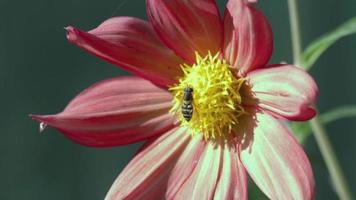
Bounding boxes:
[287,0,302,66]
[310,117,352,200]
[287,0,353,199]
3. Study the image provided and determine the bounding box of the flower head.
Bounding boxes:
[31,0,318,199]
[170,52,246,140]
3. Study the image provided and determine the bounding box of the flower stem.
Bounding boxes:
[287,0,353,199]
[287,0,302,66]
[310,117,352,200]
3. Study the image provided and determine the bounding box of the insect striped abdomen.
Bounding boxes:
[182,87,194,121]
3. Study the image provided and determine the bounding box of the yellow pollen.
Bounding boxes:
[169,52,246,140]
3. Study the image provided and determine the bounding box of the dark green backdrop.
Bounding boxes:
[1,0,355,199]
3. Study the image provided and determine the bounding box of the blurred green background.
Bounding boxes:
[1,0,355,199]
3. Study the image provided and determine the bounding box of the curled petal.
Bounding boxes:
[240,113,315,200]
[147,0,222,63]
[31,76,175,147]
[66,17,184,87]
[223,0,273,74]
[105,127,190,200]
[248,65,318,121]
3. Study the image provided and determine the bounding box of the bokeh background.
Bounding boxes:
[1,0,355,199]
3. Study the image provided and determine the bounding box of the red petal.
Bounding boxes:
[147,0,223,63]
[248,65,318,121]
[31,76,175,147]
[105,127,190,200]
[240,113,315,200]
[223,0,273,75]
[66,17,184,87]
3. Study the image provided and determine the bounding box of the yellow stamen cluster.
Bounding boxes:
[170,52,246,140]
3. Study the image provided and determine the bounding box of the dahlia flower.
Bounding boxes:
[31,0,318,199]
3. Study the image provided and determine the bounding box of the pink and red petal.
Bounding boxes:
[167,139,247,200]
[105,127,190,200]
[31,76,175,147]
[147,0,222,63]
[66,17,184,88]
[213,146,248,200]
[240,113,315,200]
[166,135,206,199]
[223,0,273,75]
[171,141,221,199]
[248,65,318,121]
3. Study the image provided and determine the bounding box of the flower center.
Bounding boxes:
[169,53,246,140]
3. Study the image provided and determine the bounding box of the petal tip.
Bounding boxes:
[29,114,53,124]
[288,106,318,121]
[64,26,78,42]
[30,114,51,133]
[29,114,42,121]
[305,107,317,120]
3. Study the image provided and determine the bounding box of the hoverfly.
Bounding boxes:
[182,87,194,121]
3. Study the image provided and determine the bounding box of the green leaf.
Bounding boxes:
[290,105,356,143]
[321,105,356,124]
[302,17,356,70]
[289,122,311,143]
